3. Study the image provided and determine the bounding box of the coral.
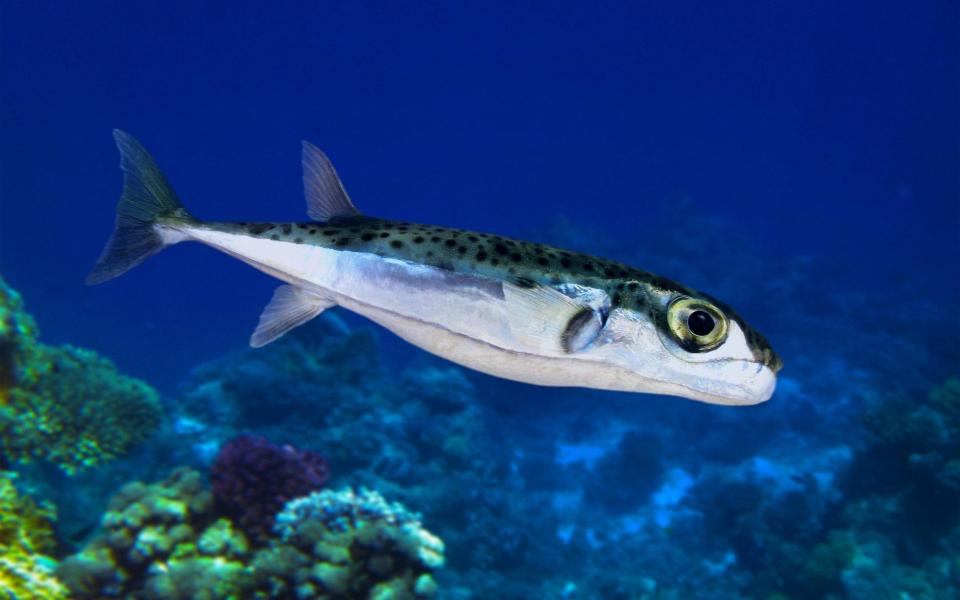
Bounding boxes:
[0,276,40,404]
[210,434,329,541]
[58,469,444,599]
[55,467,232,598]
[271,487,444,599]
[0,472,67,599]
[847,377,960,551]
[0,277,163,473]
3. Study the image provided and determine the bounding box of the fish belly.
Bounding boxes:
[179,226,626,389]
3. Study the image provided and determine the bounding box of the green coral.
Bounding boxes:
[0,472,67,599]
[55,467,253,599]
[0,276,162,473]
[57,471,445,599]
[270,487,444,599]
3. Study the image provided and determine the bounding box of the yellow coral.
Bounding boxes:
[0,276,163,473]
[0,474,67,599]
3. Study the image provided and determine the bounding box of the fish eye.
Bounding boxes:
[687,310,715,336]
[667,297,728,352]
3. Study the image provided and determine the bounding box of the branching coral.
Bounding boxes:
[0,473,67,599]
[0,276,162,473]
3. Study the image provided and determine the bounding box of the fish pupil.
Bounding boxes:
[687,310,715,336]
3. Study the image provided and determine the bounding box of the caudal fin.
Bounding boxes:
[86,130,193,285]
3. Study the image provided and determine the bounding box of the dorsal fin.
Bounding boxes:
[302,141,361,221]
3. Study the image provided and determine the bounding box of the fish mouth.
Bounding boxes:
[680,362,778,406]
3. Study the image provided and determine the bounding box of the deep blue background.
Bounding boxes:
[1,1,957,389]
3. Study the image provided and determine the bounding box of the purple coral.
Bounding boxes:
[210,434,329,539]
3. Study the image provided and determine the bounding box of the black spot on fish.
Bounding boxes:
[431,236,441,243]
[537,257,549,266]
[495,243,509,256]
[510,253,522,263]
[282,224,292,235]
[445,239,457,247]
[324,230,337,236]
[309,228,317,234]
[468,235,479,242]
[391,240,403,249]
[457,245,467,254]
[336,238,350,247]
[491,258,500,266]
[560,258,572,268]
[361,232,375,241]
[414,236,425,244]
[380,232,390,238]
[476,250,488,261]
[583,263,595,272]
[648,275,677,290]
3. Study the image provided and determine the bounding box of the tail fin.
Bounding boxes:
[86,130,193,285]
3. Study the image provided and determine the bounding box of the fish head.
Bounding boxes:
[589,287,781,405]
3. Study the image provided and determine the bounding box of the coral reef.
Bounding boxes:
[0,276,163,473]
[0,472,67,599]
[211,434,329,541]
[57,467,444,599]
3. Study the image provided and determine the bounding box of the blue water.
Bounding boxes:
[1,2,958,598]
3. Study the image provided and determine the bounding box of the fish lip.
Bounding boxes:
[685,363,778,406]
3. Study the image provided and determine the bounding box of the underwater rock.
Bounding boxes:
[0,472,67,599]
[210,434,329,541]
[0,276,163,473]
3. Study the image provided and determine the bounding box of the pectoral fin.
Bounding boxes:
[502,282,606,354]
[250,285,336,348]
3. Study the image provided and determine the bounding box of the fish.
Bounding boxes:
[88,130,782,405]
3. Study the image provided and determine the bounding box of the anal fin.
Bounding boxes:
[250,285,336,348]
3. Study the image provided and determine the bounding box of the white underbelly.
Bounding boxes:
[179,226,629,388]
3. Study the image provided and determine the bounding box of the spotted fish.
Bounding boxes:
[88,131,781,405]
